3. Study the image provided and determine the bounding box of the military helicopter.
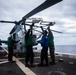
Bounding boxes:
[0,0,63,53]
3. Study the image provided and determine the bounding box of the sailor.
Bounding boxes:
[8,33,19,62]
[37,30,49,67]
[47,26,55,65]
[24,29,35,67]
[8,36,13,62]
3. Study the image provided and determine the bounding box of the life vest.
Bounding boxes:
[24,35,33,46]
[8,37,14,48]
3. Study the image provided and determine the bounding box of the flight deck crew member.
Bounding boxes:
[8,33,19,62]
[47,27,55,65]
[37,30,49,67]
[8,36,14,62]
[24,29,35,67]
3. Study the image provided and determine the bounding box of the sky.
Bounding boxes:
[0,0,76,45]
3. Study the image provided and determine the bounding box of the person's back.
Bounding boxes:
[47,27,55,65]
[48,32,54,46]
[25,35,33,46]
[40,34,48,48]
[24,29,34,67]
[37,30,49,67]
[8,36,14,62]
[8,36,14,48]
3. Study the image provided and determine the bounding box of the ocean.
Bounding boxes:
[55,45,76,55]
[36,45,76,55]
[1,44,76,55]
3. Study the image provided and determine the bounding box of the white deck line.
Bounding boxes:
[1,48,76,75]
[0,59,8,61]
[16,60,36,75]
[0,61,9,64]
[2,48,36,75]
[2,48,8,53]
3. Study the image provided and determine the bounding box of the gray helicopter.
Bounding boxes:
[0,0,63,53]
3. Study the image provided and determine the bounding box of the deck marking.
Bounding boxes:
[0,59,8,61]
[2,48,8,53]
[0,61,9,64]
[16,60,36,75]
[1,48,76,75]
[1,48,36,75]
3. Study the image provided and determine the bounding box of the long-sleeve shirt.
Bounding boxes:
[8,37,14,48]
[48,27,54,46]
[39,34,48,47]
[24,35,33,46]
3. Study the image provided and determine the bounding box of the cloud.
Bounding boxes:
[0,0,76,45]
[63,0,76,20]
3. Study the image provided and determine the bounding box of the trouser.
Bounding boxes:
[49,45,55,62]
[8,47,13,61]
[25,45,34,64]
[40,47,48,64]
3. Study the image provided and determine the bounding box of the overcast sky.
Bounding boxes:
[0,0,76,45]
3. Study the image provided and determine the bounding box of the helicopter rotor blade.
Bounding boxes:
[0,20,18,24]
[0,0,63,25]
[34,25,63,33]
[40,21,55,26]
[33,28,42,33]
[0,0,63,34]
[50,29,63,33]
[20,0,62,23]
[0,39,8,44]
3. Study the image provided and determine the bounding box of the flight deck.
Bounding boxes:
[0,48,76,75]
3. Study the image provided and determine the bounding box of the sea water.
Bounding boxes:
[55,45,76,55]
[36,44,76,55]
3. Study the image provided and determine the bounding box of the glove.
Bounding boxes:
[40,26,42,28]
[37,40,40,43]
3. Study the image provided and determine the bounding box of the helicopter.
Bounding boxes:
[0,0,63,53]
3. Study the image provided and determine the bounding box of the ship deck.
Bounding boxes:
[0,48,76,75]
